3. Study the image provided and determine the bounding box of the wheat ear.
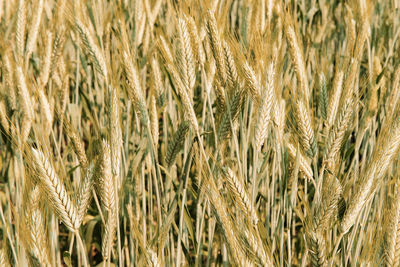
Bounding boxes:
[254,62,275,151]
[76,163,94,225]
[243,61,261,101]
[147,248,161,267]
[382,178,400,267]
[94,140,116,215]
[324,95,355,169]
[31,148,80,231]
[75,19,108,79]
[3,53,17,111]
[158,44,199,132]
[222,167,258,226]
[284,23,309,102]
[64,119,88,170]
[94,140,117,260]
[217,88,242,141]
[37,87,53,133]
[185,15,205,68]
[287,142,313,181]
[25,186,51,266]
[39,31,53,87]
[295,98,316,157]
[16,66,33,142]
[177,16,196,92]
[206,184,254,266]
[109,87,122,182]
[150,95,159,147]
[327,70,344,128]
[344,8,356,60]
[150,56,164,106]
[206,9,226,85]
[394,185,400,267]
[386,66,400,122]
[307,230,327,267]
[222,40,239,90]
[122,51,150,126]
[307,173,341,266]
[214,79,227,117]
[341,118,400,233]
[319,73,328,120]
[25,0,44,60]
[165,121,190,168]
[49,26,66,78]
[16,0,26,61]
[0,100,9,134]
[0,248,10,267]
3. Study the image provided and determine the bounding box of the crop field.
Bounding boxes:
[0,0,400,266]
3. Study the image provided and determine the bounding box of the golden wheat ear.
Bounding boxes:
[165,121,190,168]
[31,147,80,231]
[92,140,117,260]
[341,117,400,234]
[76,163,95,225]
[63,118,88,170]
[23,185,51,266]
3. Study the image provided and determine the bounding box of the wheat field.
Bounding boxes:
[0,0,400,266]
